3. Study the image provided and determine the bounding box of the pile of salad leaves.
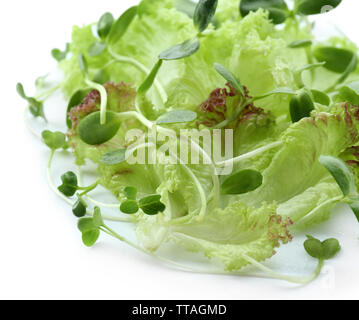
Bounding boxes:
[17,0,359,284]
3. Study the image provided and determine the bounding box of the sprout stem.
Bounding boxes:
[46,153,131,222]
[100,225,324,285]
[214,99,247,129]
[35,83,62,101]
[108,48,167,104]
[242,254,324,284]
[84,79,108,125]
[216,141,283,167]
[128,142,208,222]
[118,107,220,212]
[46,150,74,206]
[291,195,343,225]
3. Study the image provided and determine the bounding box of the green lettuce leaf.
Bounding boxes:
[165,10,307,121]
[169,201,293,271]
[278,177,343,228]
[235,104,359,207]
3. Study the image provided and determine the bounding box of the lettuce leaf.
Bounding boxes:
[169,201,293,271]
[165,10,307,121]
[234,104,359,206]
[58,1,359,272]
[278,177,342,228]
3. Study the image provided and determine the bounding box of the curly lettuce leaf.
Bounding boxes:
[278,177,343,228]
[165,10,307,121]
[59,0,196,104]
[216,0,241,23]
[169,201,293,271]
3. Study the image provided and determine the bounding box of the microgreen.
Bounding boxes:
[121,200,139,214]
[214,63,245,96]
[319,155,356,197]
[57,171,100,198]
[296,62,326,74]
[27,98,45,119]
[139,195,166,215]
[78,53,89,76]
[93,207,104,227]
[335,54,358,86]
[72,195,87,218]
[42,130,67,151]
[311,89,330,106]
[51,43,70,62]
[313,47,356,74]
[108,6,138,45]
[119,189,165,215]
[193,0,218,33]
[221,170,263,195]
[138,59,163,95]
[156,110,198,125]
[240,0,289,24]
[78,218,97,233]
[77,209,104,247]
[101,148,127,165]
[124,187,137,200]
[339,81,359,105]
[296,0,342,16]
[16,83,46,120]
[288,39,313,49]
[58,171,78,197]
[82,229,100,247]
[304,235,341,260]
[289,91,314,123]
[159,38,200,60]
[293,62,326,88]
[120,186,140,214]
[35,74,49,90]
[97,12,114,40]
[88,42,107,57]
[85,13,114,60]
[252,87,296,101]
[77,111,121,145]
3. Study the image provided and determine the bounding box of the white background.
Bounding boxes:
[1,0,359,300]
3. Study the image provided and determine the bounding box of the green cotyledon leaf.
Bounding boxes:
[221,170,263,195]
[108,6,138,45]
[296,0,342,16]
[101,149,127,165]
[313,47,356,74]
[159,38,200,60]
[139,195,166,215]
[304,236,341,260]
[156,110,197,124]
[78,111,121,145]
[289,91,315,123]
[42,130,67,151]
[319,155,356,197]
[240,0,289,24]
[193,0,218,32]
[97,12,114,40]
